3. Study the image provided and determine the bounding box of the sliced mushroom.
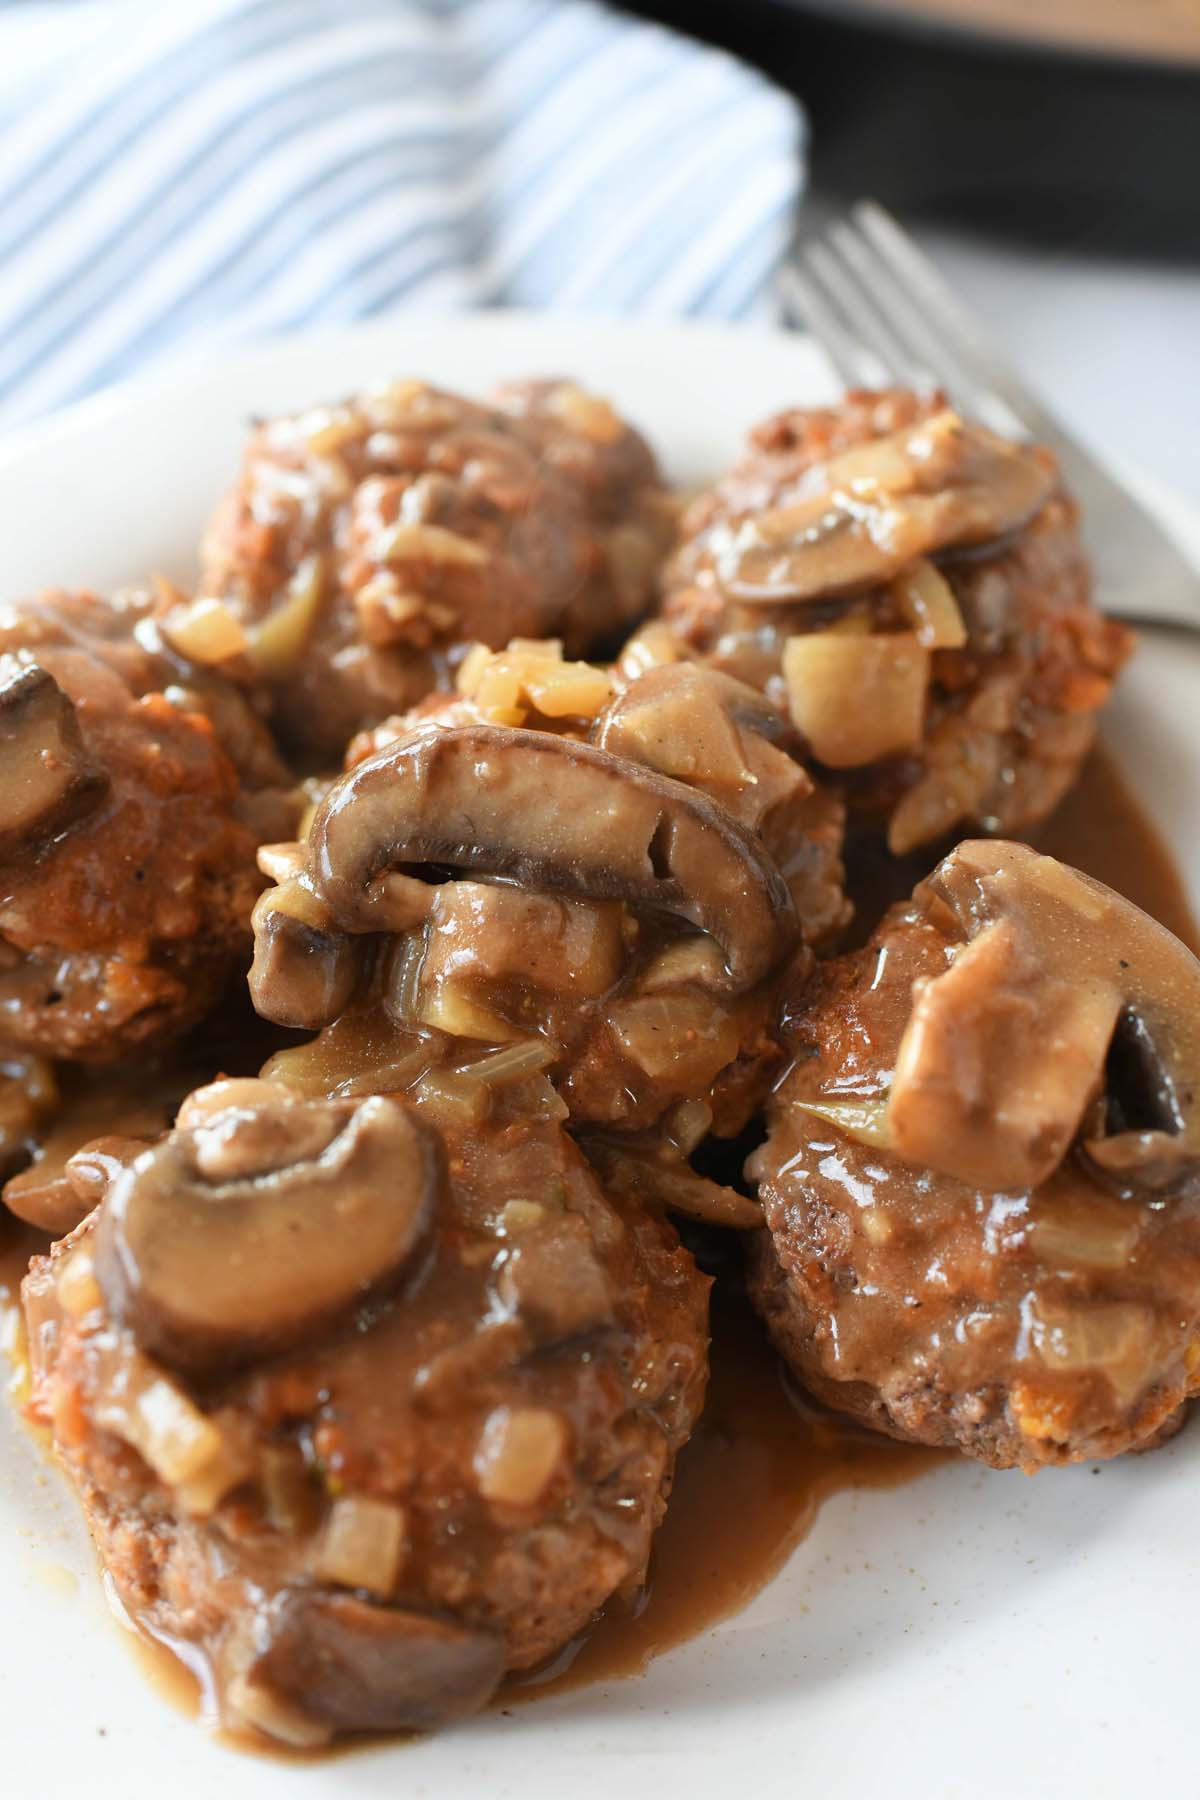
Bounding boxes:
[248,884,365,1031]
[0,663,108,857]
[93,1082,442,1375]
[240,1591,504,1737]
[3,1133,146,1236]
[711,411,1056,604]
[308,724,797,991]
[887,840,1200,1192]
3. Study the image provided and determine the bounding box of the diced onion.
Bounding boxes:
[298,405,362,455]
[546,384,623,444]
[416,982,525,1044]
[782,630,930,768]
[412,1068,490,1126]
[664,1098,714,1156]
[175,1411,257,1517]
[889,558,967,649]
[56,1250,103,1320]
[522,659,612,719]
[257,875,334,932]
[362,379,456,430]
[247,555,325,676]
[474,1405,568,1507]
[162,596,248,664]
[637,937,727,994]
[260,1444,321,1535]
[382,936,426,1026]
[500,1199,548,1236]
[458,639,611,726]
[316,1494,406,1596]
[792,1096,891,1149]
[1031,1301,1155,1395]
[1028,1213,1138,1272]
[225,1675,331,1751]
[91,1342,235,1498]
[616,621,686,680]
[606,994,740,1083]
[256,841,306,884]
[457,1040,557,1086]
[376,521,488,567]
[587,1137,761,1230]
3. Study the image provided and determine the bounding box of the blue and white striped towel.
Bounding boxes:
[0,0,803,425]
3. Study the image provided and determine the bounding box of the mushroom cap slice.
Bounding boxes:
[888,840,1200,1192]
[93,1085,442,1376]
[309,723,797,991]
[709,411,1057,605]
[248,885,366,1032]
[243,1591,505,1735]
[0,663,108,857]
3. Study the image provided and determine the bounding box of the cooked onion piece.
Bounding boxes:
[782,630,930,767]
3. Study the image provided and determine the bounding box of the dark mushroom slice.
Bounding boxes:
[308,723,797,995]
[240,1592,505,1739]
[0,663,108,856]
[707,410,1057,606]
[248,881,366,1033]
[93,1081,442,1377]
[888,840,1200,1192]
[750,840,1200,1470]
[4,1134,145,1237]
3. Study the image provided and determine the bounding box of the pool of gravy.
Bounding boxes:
[0,744,1197,1744]
[506,1283,938,1704]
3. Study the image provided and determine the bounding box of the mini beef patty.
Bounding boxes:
[0,589,290,1062]
[200,377,672,755]
[22,1076,709,1746]
[661,389,1132,854]
[748,840,1200,1471]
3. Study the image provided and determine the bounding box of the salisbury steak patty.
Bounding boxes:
[0,589,289,1062]
[660,389,1132,854]
[200,376,672,754]
[23,1075,708,1745]
[749,839,1200,1471]
[252,702,808,1140]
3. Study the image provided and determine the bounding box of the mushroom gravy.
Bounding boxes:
[0,743,1195,1743]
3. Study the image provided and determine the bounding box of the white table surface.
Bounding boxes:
[924,227,1200,505]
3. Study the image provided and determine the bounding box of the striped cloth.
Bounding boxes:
[0,0,803,425]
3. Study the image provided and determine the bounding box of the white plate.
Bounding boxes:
[1,315,1198,1799]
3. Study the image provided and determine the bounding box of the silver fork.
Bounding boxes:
[779,200,1200,631]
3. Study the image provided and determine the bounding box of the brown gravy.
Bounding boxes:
[507,1286,937,1704]
[1035,749,1199,954]
[1,742,1197,1742]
